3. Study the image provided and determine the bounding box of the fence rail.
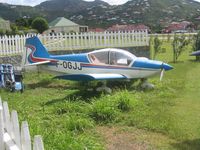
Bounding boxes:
[0,31,197,56]
[150,33,197,40]
[0,97,44,150]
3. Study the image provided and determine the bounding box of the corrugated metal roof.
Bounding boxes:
[49,17,78,27]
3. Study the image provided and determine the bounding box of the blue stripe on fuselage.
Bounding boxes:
[81,64,159,71]
[132,59,162,70]
[49,53,90,63]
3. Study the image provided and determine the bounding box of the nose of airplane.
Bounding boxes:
[133,58,173,71]
[162,63,173,71]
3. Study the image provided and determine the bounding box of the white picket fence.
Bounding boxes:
[0,31,197,56]
[0,97,44,150]
[0,30,149,56]
[150,32,197,41]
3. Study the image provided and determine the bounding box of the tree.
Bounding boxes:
[31,17,48,34]
[0,29,5,36]
[27,18,34,27]
[193,31,200,61]
[153,35,162,59]
[15,18,29,28]
[10,24,18,35]
[172,34,190,63]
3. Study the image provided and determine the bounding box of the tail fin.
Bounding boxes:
[22,36,50,66]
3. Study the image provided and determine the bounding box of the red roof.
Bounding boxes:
[163,21,192,33]
[89,28,105,32]
[106,24,150,32]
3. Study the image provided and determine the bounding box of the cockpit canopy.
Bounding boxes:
[88,48,136,66]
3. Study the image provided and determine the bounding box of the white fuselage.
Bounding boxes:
[39,60,160,79]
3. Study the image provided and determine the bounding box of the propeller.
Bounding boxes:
[160,68,165,81]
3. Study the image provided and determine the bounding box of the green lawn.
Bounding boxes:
[1,40,200,150]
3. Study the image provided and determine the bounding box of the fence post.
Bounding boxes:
[99,32,103,47]
[104,31,107,47]
[11,110,21,149]
[21,121,31,150]
[0,98,4,150]
[33,135,44,150]
[3,102,12,136]
[76,32,80,49]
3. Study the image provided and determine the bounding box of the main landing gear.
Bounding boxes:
[96,81,112,94]
[140,78,154,90]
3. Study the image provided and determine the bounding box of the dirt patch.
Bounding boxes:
[96,126,151,150]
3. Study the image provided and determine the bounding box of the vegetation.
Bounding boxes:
[31,17,49,34]
[172,35,191,63]
[153,35,162,59]
[193,31,200,61]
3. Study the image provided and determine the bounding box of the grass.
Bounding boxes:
[1,39,200,149]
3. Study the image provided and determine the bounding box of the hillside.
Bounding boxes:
[0,3,42,21]
[0,0,200,30]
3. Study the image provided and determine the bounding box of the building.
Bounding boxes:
[0,18,11,31]
[163,21,195,33]
[45,17,88,34]
[106,24,150,32]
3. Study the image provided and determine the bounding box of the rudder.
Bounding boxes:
[22,36,50,66]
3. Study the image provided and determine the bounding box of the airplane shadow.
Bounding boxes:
[26,78,75,90]
[26,79,52,89]
[188,59,200,62]
[44,90,102,106]
[172,139,200,150]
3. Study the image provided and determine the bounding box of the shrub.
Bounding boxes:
[172,34,190,63]
[116,91,131,112]
[153,36,162,59]
[66,115,94,132]
[0,29,5,36]
[89,97,118,124]
[193,31,200,61]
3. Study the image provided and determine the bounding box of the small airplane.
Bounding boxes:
[190,50,200,56]
[23,36,173,91]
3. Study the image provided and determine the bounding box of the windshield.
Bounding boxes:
[110,50,135,66]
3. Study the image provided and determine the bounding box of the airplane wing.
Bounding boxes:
[54,73,127,81]
[25,60,51,66]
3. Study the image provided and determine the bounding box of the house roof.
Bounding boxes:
[0,17,6,23]
[49,17,78,27]
[106,24,150,32]
[89,28,105,32]
[163,21,193,33]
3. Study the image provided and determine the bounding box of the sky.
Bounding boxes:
[0,0,200,6]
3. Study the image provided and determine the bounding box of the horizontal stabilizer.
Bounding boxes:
[25,60,51,66]
[190,50,200,56]
[54,73,127,81]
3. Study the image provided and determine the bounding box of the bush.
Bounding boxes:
[116,91,131,112]
[193,31,200,61]
[172,34,190,63]
[66,115,94,132]
[89,97,118,124]
[0,29,5,36]
[153,36,162,59]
